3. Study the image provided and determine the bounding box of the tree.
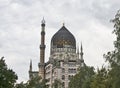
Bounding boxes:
[52,79,63,88]
[26,75,48,88]
[15,76,48,88]
[0,56,18,88]
[90,66,111,88]
[68,65,95,88]
[104,10,120,88]
[15,82,27,88]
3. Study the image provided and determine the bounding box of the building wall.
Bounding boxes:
[45,52,82,88]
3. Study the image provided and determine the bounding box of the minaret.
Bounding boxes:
[38,18,46,79]
[80,43,84,66]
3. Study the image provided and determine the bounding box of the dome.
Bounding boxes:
[51,25,76,49]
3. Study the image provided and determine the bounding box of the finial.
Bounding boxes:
[41,17,45,24]
[62,20,65,26]
[63,22,65,26]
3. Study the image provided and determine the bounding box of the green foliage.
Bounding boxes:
[69,65,95,88]
[15,82,27,88]
[52,79,63,88]
[15,76,48,88]
[90,67,111,88]
[0,57,18,88]
[103,9,120,88]
[26,76,48,88]
[53,59,60,68]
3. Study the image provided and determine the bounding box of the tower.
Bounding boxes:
[38,18,46,79]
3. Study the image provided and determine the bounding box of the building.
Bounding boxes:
[29,19,85,88]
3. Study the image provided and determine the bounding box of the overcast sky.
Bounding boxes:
[0,0,120,82]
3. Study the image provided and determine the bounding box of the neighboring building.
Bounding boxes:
[29,19,85,88]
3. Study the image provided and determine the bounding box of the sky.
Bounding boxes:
[0,0,120,82]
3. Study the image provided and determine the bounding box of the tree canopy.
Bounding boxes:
[104,9,120,88]
[0,57,18,88]
[52,79,63,88]
[26,75,48,88]
[69,65,95,88]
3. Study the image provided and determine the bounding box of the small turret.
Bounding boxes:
[29,59,32,72]
[80,43,83,58]
[80,42,84,66]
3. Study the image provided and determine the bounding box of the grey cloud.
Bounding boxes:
[90,0,120,26]
[11,0,36,6]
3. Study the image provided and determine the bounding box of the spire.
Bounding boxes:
[63,22,65,26]
[29,59,32,71]
[41,17,45,24]
[41,18,45,32]
[80,42,84,61]
[81,42,83,53]
[80,42,84,66]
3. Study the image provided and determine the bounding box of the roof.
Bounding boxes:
[51,26,76,49]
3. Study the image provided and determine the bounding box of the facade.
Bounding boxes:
[29,19,85,88]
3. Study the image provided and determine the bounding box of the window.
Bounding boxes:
[62,75,65,80]
[62,68,65,73]
[47,78,50,82]
[68,62,76,67]
[68,75,73,80]
[68,69,76,73]
[68,75,71,80]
